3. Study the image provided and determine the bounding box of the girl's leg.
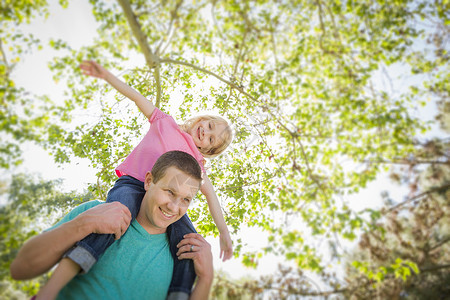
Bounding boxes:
[166,214,197,300]
[66,175,145,273]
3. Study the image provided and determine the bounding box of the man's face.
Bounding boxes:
[137,167,200,234]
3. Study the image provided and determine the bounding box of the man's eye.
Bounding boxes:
[167,190,174,195]
[184,198,191,203]
[209,123,212,129]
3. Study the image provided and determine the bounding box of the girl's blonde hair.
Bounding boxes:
[181,115,233,158]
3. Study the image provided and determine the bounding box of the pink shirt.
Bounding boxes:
[115,108,205,182]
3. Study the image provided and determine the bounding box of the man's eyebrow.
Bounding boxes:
[167,182,196,198]
[167,183,179,193]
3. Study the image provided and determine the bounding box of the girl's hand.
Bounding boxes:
[80,60,108,79]
[219,231,233,262]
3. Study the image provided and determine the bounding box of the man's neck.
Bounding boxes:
[136,214,167,235]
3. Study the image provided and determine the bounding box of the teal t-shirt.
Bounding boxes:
[53,200,173,300]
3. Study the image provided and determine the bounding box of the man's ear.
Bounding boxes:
[144,171,153,191]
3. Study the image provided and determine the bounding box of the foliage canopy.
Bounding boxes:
[1,0,448,297]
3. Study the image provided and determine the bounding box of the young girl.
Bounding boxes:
[37,60,233,300]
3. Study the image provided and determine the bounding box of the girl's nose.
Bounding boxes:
[201,127,206,139]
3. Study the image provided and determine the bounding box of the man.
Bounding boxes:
[10,151,213,300]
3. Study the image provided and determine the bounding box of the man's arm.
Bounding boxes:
[10,202,131,280]
[176,233,214,300]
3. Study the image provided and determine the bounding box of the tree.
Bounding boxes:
[0,174,94,297]
[341,102,450,298]
[0,0,59,168]
[1,0,448,297]
[203,100,450,299]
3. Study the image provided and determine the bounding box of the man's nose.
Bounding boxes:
[168,197,185,208]
[167,200,178,211]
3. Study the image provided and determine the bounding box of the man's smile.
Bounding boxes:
[160,208,175,219]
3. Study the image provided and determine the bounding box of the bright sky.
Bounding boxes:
[9,0,441,289]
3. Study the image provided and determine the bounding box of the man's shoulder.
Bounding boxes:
[66,200,104,218]
[48,200,105,231]
[75,200,105,210]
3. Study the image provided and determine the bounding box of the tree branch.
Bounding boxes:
[155,0,183,56]
[315,0,346,61]
[294,135,330,198]
[218,168,281,191]
[160,57,242,89]
[315,0,327,52]
[232,28,247,76]
[0,38,10,77]
[116,0,162,106]
[160,57,267,109]
[387,183,450,212]
[365,159,450,165]
[114,2,300,146]
[428,236,450,252]
[160,58,301,156]
[215,273,349,297]
[211,1,225,40]
[154,64,162,108]
[269,24,280,99]
[160,57,298,141]
[116,0,158,67]
[323,1,340,39]
[420,263,450,273]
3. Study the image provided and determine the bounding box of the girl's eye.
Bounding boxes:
[184,198,191,203]
[209,123,212,129]
[210,137,213,143]
[167,190,174,195]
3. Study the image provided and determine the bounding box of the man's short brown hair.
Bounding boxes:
[151,151,202,186]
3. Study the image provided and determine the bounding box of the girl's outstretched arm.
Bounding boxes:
[80,60,155,118]
[200,174,233,261]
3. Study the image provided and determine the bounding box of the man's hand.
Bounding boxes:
[78,202,132,240]
[80,60,109,79]
[176,233,213,281]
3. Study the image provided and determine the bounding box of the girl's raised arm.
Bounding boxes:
[80,61,155,119]
[201,174,233,261]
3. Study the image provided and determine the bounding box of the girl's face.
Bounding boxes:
[188,119,227,153]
